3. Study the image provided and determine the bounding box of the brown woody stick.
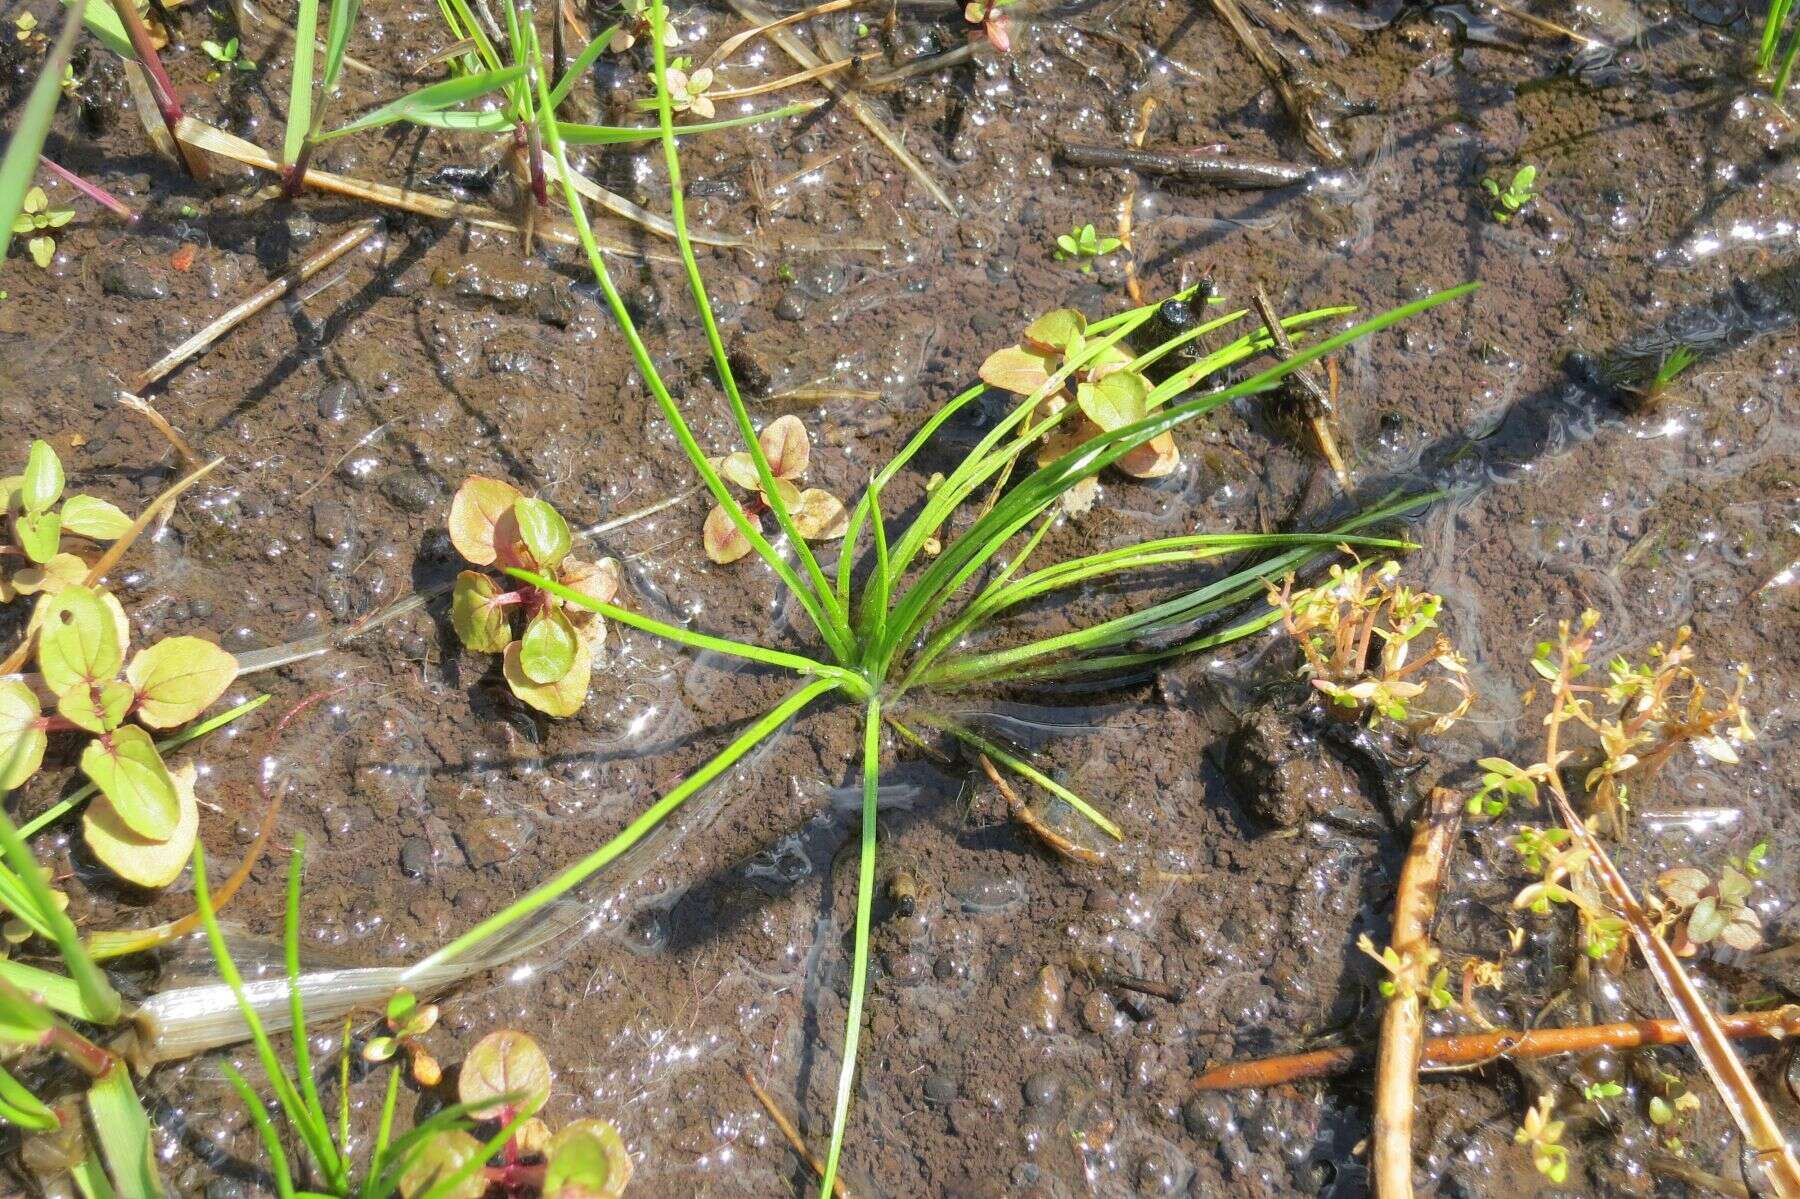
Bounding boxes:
[741,1067,854,1199]
[1374,788,1461,1199]
[1193,1006,1800,1091]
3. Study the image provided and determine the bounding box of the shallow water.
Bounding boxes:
[2,0,1799,1193]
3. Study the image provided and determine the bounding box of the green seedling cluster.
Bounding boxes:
[1760,0,1798,102]
[1482,164,1538,222]
[701,414,847,563]
[1053,221,1122,269]
[1515,1095,1570,1183]
[10,187,72,269]
[449,479,622,717]
[2,440,132,598]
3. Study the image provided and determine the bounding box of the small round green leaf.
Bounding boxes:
[58,494,133,540]
[544,1119,633,1198]
[512,498,572,571]
[448,476,524,566]
[83,761,199,888]
[124,636,239,728]
[20,442,63,514]
[396,1129,487,1199]
[457,1028,552,1120]
[56,679,134,734]
[451,571,512,654]
[518,610,578,685]
[79,725,180,841]
[502,639,592,717]
[0,680,47,791]
[1075,370,1150,432]
[36,586,124,694]
[1023,309,1088,353]
[14,509,61,564]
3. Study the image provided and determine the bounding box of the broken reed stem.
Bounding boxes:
[106,0,209,179]
[980,753,1104,865]
[1373,787,1461,1199]
[117,392,202,467]
[131,220,380,392]
[741,1067,854,1199]
[41,158,139,224]
[1191,1006,1800,1090]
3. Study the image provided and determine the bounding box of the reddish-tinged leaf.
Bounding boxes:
[457,1029,552,1120]
[448,477,523,565]
[703,504,753,564]
[758,414,810,480]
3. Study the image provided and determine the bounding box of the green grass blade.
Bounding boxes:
[20,694,271,838]
[646,2,851,653]
[283,0,320,166]
[556,100,821,143]
[1,3,83,265]
[544,23,620,111]
[529,49,850,657]
[393,107,513,132]
[0,958,104,1021]
[1761,0,1794,70]
[284,837,340,1182]
[193,843,344,1188]
[0,763,120,1025]
[86,1064,165,1198]
[56,0,131,56]
[221,1062,299,1199]
[320,0,362,95]
[507,567,868,695]
[318,64,526,142]
[404,677,842,979]
[0,1062,59,1131]
[818,698,882,1197]
[69,1148,118,1199]
[929,719,1121,839]
[360,1067,403,1199]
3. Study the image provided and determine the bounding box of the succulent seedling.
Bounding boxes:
[979,308,1179,486]
[13,11,46,48]
[1269,558,1471,732]
[363,988,443,1086]
[449,478,623,717]
[402,1029,631,1198]
[200,35,255,73]
[701,415,848,564]
[2,440,134,601]
[1514,1094,1570,1183]
[1654,862,1763,954]
[663,62,715,117]
[1053,222,1121,270]
[0,584,237,886]
[962,0,1017,50]
[1482,164,1539,223]
[1356,934,1453,1010]
[10,188,73,269]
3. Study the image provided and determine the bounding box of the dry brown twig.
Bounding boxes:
[742,1067,855,1199]
[1192,1006,1800,1090]
[1372,787,1461,1199]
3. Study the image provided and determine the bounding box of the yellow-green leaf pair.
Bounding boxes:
[1,440,132,602]
[0,584,238,887]
[701,415,848,564]
[448,478,621,717]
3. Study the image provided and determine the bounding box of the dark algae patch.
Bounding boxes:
[1,0,1799,1194]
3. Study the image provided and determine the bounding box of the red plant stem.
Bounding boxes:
[106,0,208,179]
[44,1024,115,1078]
[485,1162,546,1192]
[41,158,139,224]
[281,141,316,199]
[1192,1007,1800,1091]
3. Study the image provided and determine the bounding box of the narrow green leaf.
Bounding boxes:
[0,957,103,1021]
[85,1066,165,1198]
[555,101,820,144]
[320,0,363,95]
[1,4,82,265]
[284,0,321,166]
[0,1062,59,1131]
[544,23,621,112]
[221,1062,299,1199]
[69,1148,119,1199]
[317,64,525,142]
[0,980,55,1046]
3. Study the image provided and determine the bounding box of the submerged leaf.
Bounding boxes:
[396,1129,487,1199]
[448,476,524,566]
[703,504,753,564]
[58,494,132,540]
[80,726,180,841]
[758,414,810,480]
[451,571,512,653]
[0,680,46,790]
[518,609,578,685]
[83,761,199,888]
[544,1118,633,1198]
[513,498,573,572]
[978,345,1055,397]
[503,638,592,718]
[36,586,124,694]
[125,637,238,728]
[792,489,848,540]
[457,1028,552,1120]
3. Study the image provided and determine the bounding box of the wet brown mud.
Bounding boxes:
[2,0,1799,1194]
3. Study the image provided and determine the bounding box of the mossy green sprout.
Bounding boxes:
[2,439,133,597]
[1053,221,1122,269]
[379,5,1478,1195]
[1515,1094,1570,1183]
[1482,164,1539,223]
[11,186,72,268]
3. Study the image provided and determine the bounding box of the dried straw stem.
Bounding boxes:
[1373,787,1461,1199]
[741,1067,855,1199]
[1192,1006,1800,1091]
